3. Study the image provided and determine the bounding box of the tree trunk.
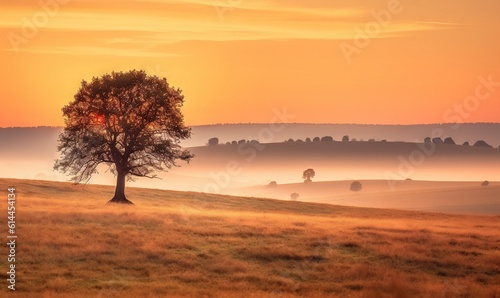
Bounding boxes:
[108,169,133,204]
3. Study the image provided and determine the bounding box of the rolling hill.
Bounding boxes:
[0,178,498,297]
[226,180,500,215]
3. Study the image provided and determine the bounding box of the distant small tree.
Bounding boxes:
[225,142,231,145]
[208,137,219,146]
[463,141,470,146]
[305,137,312,142]
[313,137,320,142]
[424,137,432,144]
[268,181,278,187]
[302,168,315,183]
[290,192,299,201]
[287,138,295,143]
[231,141,237,145]
[238,139,246,145]
[351,138,358,142]
[444,137,455,145]
[482,180,489,187]
[342,135,350,142]
[350,181,362,192]
[474,140,492,148]
[368,139,375,142]
[321,136,333,142]
[432,137,443,144]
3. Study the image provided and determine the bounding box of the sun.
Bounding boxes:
[93,114,104,125]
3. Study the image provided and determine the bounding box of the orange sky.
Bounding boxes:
[1,0,499,127]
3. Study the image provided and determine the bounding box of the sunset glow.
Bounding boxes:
[93,114,104,125]
[1,0,499,127]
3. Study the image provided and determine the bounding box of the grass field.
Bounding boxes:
[0,178,499,297]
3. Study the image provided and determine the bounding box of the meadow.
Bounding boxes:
[0,178,499,297]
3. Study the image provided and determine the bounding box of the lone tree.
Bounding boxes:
[303,168,315,183]
[432,137,443,144]
[350,181,362,192]
[474,140,492,148]
[54,70,193,204]
[444,137,456,145]
[208,137,219,146]
[290,192,299,201]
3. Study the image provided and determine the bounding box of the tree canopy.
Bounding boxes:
[302,168,315,183]
[350,181,362,192]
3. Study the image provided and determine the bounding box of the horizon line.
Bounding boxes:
[1,122,500,129]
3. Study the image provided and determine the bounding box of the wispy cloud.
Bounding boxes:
[5,45,176,57]
[0,0,461,56]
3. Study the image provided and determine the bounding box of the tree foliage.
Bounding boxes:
[444,137,455,145]
[54,70,193,203]
[268,181,278,187]
[432,137,443,144]
[302,168,315,183]
[350,181,362,192]
[208,137,219,146]
[474,140,492,148]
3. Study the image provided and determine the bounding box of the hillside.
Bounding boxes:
[0,178,499,297]
[226,180,500,215]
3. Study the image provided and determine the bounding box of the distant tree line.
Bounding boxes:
[424,137,493,148]
[283,135,390,143]
[208,138,262,146]
[207,136,496,148]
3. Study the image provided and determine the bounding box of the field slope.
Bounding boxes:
[227,180,500,215]
[0,178,499,297]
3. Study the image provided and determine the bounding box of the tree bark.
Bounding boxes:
[108,169,133,204]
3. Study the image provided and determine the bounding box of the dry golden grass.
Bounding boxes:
[0,178,499,297]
